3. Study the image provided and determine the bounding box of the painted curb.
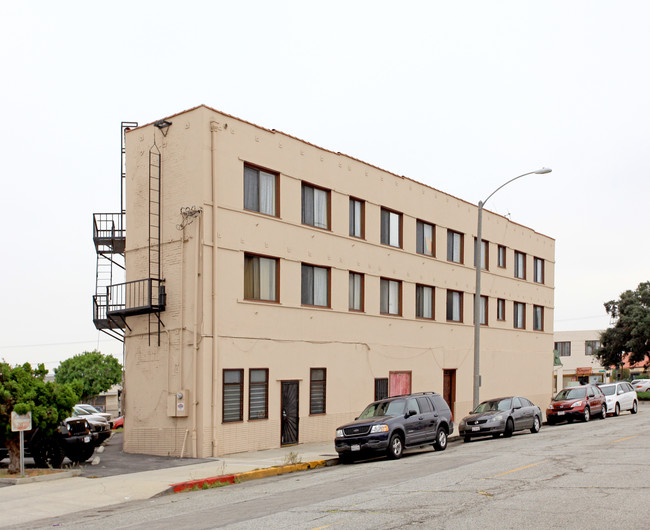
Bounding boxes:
[168,458,338,494]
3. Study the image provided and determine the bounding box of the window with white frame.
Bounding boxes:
[514,302,526,329]
[380,208,402,248]
[447,230,463,263]
[302,183,330,229]
[416,284,434,319]
[514,251,526,279]
[244,165,277,216]
[244,254,278,302]
[380,278,402,315]
[301,264,329,307]
[349,272,364,311]
[416,220,435,256]
[446,290,463,322]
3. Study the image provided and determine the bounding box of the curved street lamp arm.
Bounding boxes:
[481,171,536,209]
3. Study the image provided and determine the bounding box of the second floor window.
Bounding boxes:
[244,254,278,302]
[533,305,544,331]
[244,165,277,216]
[555,341,571,356]
[349,198,364,238]
[380,278,401,315]
[497,298,506,321]
[514,302,526,329]
[497,245,506,268]
[416,285,434,319]
[585,340,601,355]
[380,208,402,248]
[474,239,489,270]
[475,295,488,325]
[514,251,526,279]
[446,290,463,322]
[416,221,435,256]
[302,184,329,229]
[447,230,463,263]
[534,257,544,283]
[301,264,329,307]
[349,272,364,311]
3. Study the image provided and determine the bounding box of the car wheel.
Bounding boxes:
[503,418,514,438]
[631,401,638,414]
[600,405,607,419]
[67,445,95,464]
[614,403,620,417]
[463,435,471,443]
[531,415,541,433]
[338,453,354,465]
[583,407,590,422]
[33,439,65,469]
[547,416,556,425]
[387,433,403,459]
[433,428,448,451]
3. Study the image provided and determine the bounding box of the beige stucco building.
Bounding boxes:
[553,330,606,390]
[96,105,555,457]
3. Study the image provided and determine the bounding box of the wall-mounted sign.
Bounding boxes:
[576,367,593,376]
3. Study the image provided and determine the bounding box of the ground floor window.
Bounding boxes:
[310,368,326,414]
[249,369,268,420]
[375,378,388,400]
[223,369,243,422]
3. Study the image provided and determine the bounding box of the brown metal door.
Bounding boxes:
[281,381,299,446]
[443,369,457,418]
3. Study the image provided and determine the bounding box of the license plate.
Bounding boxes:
[557,411,565,416]
[84,436,91,443]
[351,444,360,452]
[472,426,480,432]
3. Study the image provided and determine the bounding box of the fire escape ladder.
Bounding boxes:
[148,143,164,345]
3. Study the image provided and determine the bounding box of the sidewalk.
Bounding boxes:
[0,441,340,527]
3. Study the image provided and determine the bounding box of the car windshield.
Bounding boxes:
[473,398,512,413]
[554,388,586,400]
[358,399,406,419]
[599,385,616,396]
[79,404,101,414]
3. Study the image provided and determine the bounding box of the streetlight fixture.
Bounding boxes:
[472,167,552,409]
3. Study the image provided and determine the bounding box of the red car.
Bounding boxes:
[112,416,124,429]
[546,385,607,424]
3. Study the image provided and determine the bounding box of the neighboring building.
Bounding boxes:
[553,330,606,390]
[93,105,555,457]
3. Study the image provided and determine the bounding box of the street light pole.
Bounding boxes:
[472,168,552,410]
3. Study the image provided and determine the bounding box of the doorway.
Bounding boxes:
[443,369,457,418]
[389,371,412,397]
[281,380,299,446]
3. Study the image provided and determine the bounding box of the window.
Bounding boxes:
[497,298,506,321]
[416,285,434,319]
[474,295,488,325]
[249,369,268,420]
[223,369,243,423]
[447,230,463,263]
[349,272,364,311]
[585,340,601,355]
[302,183,330,229]
[514,251,526,279]
[244,254,278,302]
[380,208,402,248]
[416,220,435,256]
[349,198,364,238]
[474,239,489,270]
[534,257,544,284]
[310,368,326,414]
[514,302,526,329]
[301,264,330,307]
[533,305,544,331]
[380,278,402,315]
[244,165,277,216]
[446,290,463,322]
[555,341,571,357]
[375,378,388,400]
[498,245,506,268]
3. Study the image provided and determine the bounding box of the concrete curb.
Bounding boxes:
[0,469,82,485]
[167,457,339,494]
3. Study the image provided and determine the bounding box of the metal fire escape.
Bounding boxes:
[92,121,167,344]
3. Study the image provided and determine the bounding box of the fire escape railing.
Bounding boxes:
[93,213,126,254]
[105,278,166,319]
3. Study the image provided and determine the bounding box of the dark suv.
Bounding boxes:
[335,392,454,463]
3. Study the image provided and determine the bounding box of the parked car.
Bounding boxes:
[76,404,113,427]
[72,406,111,444]
[546,385,607,424]
[598,382,639,416]
[631,379,650,392]
[459,396,542,442]
[335,392,453,463]
[112,416,124,429]
[0,416,96,467]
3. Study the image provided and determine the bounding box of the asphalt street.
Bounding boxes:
[20,405,650,529]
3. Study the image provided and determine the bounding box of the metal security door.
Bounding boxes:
[281,381,299,446]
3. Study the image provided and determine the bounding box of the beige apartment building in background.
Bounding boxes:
[553,330,606,391]
[94,105,555,458]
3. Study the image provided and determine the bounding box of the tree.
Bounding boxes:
[596,281,650,369]
[54,350,122,402]
[0,362,79,473]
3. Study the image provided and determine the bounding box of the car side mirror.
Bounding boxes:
[407,409,417,417]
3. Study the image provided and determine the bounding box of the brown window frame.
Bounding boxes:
[416,220,435,257]
[349,197,365,239]
[474,294,488,325]
[248,368,269,420]
[497,298,506,321]
[497,245,506,268]
[222,369,244,423]
[555,341,571,357]
[301,263,331,308]
[514,301,526,329]
[243,253,280,303]
[514,251,526,280]
[301,182,331,230]
[310,368,327,415]
[533,305,544,331]
[446,290,464,322]
[416,284,435,320]
[380,207,403,249]
[349,271,365,312]
[474,238,489,270]
[380,277,402,316]
[243,163,279,217]
[447,230,464,264]
[534,257,545,284]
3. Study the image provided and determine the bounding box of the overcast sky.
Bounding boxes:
[1,1,649,372]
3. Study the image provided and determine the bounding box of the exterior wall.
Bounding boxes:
[553,330,606,388]
[122,105,555,457]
